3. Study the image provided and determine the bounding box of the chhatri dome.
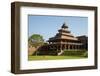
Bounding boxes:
[61,22,68,28]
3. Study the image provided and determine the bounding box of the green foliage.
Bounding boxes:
[62,50,87,56]
[37,50,57,56]
[28,34,44,48]
[28,56,86,61]
[82,51,88,57]
[29,34,44,42]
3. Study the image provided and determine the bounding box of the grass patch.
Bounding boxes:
[29,50,88,61]
[62,50,87,56]
[28,55,87,61]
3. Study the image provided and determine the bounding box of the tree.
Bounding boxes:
[28,34,44,55]
[28,34,44,48]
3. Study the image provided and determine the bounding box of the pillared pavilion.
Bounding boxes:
[47,22,83,55]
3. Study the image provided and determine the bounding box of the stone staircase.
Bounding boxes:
[58,50,64,55]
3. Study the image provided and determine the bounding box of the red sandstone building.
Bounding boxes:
[38,22,87,55]
[47,23,85,55]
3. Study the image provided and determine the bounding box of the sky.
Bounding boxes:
[28,15,88,41]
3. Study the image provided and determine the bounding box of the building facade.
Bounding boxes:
[77,35,88,50]
[47,23,83,55]
[37,23,88,55]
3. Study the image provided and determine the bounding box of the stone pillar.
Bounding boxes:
[56,45,58,55]
[76,45,77,50]
[74,45,76,50]
[72,45,73,50]
[73,45,74,50]
[80,45,82,49]
[76,45,78,50]
[56,45,58,51]
[68,44,70,50]
[66,44,68,50]
[77,45,78,50]
[64,44,66,50]
[78,45,79,50]
[74,45,75,50]
[79,45,81,50]
[60,44,62,51]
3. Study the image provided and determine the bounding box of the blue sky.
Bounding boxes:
[28,15,88,41]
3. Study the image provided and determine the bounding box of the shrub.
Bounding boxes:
[62,50,87,56]
[82,51,88,57]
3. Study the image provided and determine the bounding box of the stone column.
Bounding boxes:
[80,45,82,49]
[64,44,66,50]
[74,45,75,50]
[78,45,79,50]
[73,45,74,50]
[56,45,58,51]
[76,45,77,50]
[74,45,76,50]
[66,44,68,50]
[77,45,78,50]
[79,45,81,50]
[72,45,73,50]
[60,44,62,50]
[68,44,70,50]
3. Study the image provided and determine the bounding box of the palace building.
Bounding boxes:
[47,22,83,55]
[37,22,87,55]
[76,35,88,50]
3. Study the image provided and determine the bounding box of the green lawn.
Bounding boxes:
[28,55,87,61]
